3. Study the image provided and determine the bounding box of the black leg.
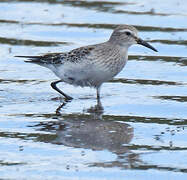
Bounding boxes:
[51,80,73,101]
[96,86,103,111]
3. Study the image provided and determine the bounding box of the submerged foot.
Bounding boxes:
[87,102,104,113]
[64,95,73,102]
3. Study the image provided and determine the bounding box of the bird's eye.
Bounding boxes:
[125,31,131,36]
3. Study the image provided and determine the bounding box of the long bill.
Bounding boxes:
[137,38,158,52]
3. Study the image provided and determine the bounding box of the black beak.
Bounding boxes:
[137,38,158,52]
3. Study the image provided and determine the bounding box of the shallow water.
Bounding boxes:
[0,0,187,179]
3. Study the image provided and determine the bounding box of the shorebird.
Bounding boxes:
[16,25,157,102]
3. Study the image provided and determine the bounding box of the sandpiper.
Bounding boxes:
[16,25,157,101]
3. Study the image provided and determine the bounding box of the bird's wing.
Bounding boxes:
[15,46,96,65]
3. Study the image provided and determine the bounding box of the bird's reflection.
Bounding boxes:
[54,117,132,154]
[56,98,104,119]
[33,102,140,168]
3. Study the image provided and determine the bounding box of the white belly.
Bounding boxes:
[51,56,127,88]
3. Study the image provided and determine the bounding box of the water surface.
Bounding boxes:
[0,0,187,179]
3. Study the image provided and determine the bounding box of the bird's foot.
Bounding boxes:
[64,95,73,102]
[56,102,67,115]
[87,103,103,113]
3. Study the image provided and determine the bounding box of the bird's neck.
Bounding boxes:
[107,41,129,58]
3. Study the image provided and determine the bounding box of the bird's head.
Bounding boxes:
[109,25,157,52]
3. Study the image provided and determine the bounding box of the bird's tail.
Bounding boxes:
[15,53,62,65]
[15,55,44,64]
